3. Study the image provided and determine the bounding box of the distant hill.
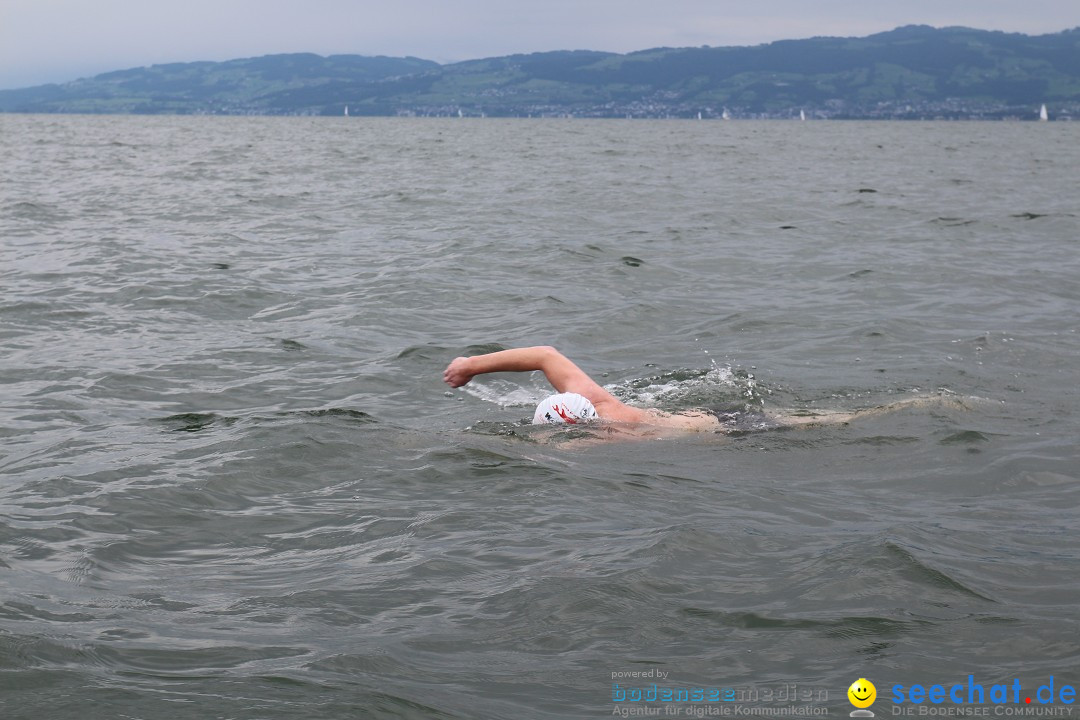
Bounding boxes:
[2,26,1078,119]
[0,54,439,115]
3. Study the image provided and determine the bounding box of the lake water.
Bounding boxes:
[1,115,1078,719]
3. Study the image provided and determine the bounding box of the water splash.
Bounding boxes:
[459,377,547,408]
[457,356,768,413]
[609,364,768,409]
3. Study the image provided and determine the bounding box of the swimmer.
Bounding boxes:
[443,346,964,433]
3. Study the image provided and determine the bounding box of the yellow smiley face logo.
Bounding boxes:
[848,678,876,708]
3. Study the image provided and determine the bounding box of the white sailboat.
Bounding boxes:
[721,108,731,121]
[800,109,806,121]
[1039,104,1049,121]
[344,105,349,117]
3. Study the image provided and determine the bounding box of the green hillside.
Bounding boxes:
[0,54,439,115]
[2,26,1078,118]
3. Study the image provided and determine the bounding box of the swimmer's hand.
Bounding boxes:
[443,357,475,387]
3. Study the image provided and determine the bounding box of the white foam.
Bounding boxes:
[459,364,761,412]
[608,365,742,407]
[460,378,545,408]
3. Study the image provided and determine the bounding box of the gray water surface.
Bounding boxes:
[1,115,1079,719]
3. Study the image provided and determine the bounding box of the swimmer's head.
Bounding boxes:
[532,392,599,425]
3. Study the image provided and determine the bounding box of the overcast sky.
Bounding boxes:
[1,0,1076,90]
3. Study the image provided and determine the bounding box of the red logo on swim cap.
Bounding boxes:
[552,404,578,424]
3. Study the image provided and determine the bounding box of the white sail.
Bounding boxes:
[344,105,349,117]
[1039,104,1049,121]
[800,109,806,121]
[722,109,731,121]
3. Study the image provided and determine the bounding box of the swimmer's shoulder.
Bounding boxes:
[589,396,650,424]
[594,400,720,431]
[639,408,721,431]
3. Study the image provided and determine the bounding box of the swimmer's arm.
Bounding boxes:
[442,346,604,396]
[443,347,586,389]
[443,346,647,422]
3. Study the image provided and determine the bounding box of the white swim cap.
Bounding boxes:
[532,392,599,425]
